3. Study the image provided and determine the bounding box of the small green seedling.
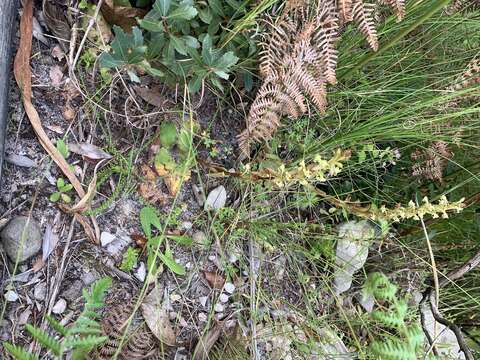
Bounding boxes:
[50,178,73,204]
[56,139,69,158]
[140,206,193,276]
[120,247,139,272]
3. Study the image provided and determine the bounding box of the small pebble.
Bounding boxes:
[208,255,216,262]
[134,262,146,282]
[224,282,235,294]
[170,293,181,302]
[52,298,67,314]
[34,282,47,301]
[169,312,178,321]
[185,262,192,270]
[198,296,208,307]
[219,293,229,303]
[198,312,207,322]
[181,221,193,231]
[5,290,18,302]
[100,231,116,247]
[228,254,238,263]
[214,303,224,312]
[179,318,188,328]
[193,231,208,245]
[80,272,97,285]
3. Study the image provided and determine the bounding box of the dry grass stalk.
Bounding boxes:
[411,141,452,182]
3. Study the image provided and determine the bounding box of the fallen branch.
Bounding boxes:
[14,0,99,243]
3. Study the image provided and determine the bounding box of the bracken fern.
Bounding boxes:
[4,277,111,360]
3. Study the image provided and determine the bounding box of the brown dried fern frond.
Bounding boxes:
[453,57,480,90]
[91,301,161,360]
[238,1,337,155]
[411,141,452,182]
[352,1,379,51]
[444,0,480,15]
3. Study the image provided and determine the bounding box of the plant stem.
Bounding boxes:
[338,0,452,80]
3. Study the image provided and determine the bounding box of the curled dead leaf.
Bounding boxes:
[101,0,147,31]
[203,271,225,290]
[139,181,167,205]
[134,86,169,108]
[141,285,176,346]
[68,142,113,160]
[193,321,225,360]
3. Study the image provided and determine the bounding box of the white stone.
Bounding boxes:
[214,303,224,312]
[34,282,47,301]
[198,296,208,307]
[224,282,235,294]
[100,231,116,247]
[208,255,216,261]
[52,298,67,314]
[219,293,229,303]
[198,312,208,322]
[134,262,146,282]
[170,293,181,302]
[204,186,227,211]
[5,290,18,302]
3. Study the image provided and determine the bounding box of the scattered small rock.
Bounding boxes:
[100,231,116,247]
[1,216,42,263]
[208,255,216,262]
[224,282,235,294]
[34,282,47,301]
[81,272,97,285]
[198,296,208,307]
[204,186,227,211]
[134,262,146,282]
[169,312,178,321]
[193,231,208,246]
[219,293,229,303]
[214,303,224,312]
[198,312,207,322]
[62,280,83,303]
[18,308,32,325]
[5,290,18,302]
[170,293,181,302]
[179,318,188,328]
[52,298,67,314]
[181,221,193,231]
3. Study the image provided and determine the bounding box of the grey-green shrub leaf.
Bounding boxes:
[153,0,171,16]
[168,4,197,21]
[170,35,188,55]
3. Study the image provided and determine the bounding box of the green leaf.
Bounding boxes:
[61,193,72,204]
[170,35,188,55]
[177,129,193,154]
[114,0,131,6]
[159,248,186,275]
[183,35,200,49]
[140,206,163,238]
[101,26,147,68]
[138,18,165,32]
[153,0,171,16]
[166,234,193,246]
[201,34,214,65]
[56,178,65,189]
[213,70,229,80]
[159,121,177,148]
[120,247,139,271]
[198,7,213,24]
[188,75,203,93]
[98,53,124,68]
[50,192,61,202]
[59,183,73,192]
[168,4,197,21]
[155,147,175,169]
[208,0,225,17]
[127,69,141,83]
[215,51,238,69]
[56,139,69,158]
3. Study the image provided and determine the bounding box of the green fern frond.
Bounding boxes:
[63,335,108,349]
[370,337,416,360]
[403,324,424,349]
[4,342,41,360]
[364,272,398,301]
[45,315,68,337]
[25,324,62,356]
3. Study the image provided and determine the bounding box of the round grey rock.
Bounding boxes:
[1,216,42,263]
